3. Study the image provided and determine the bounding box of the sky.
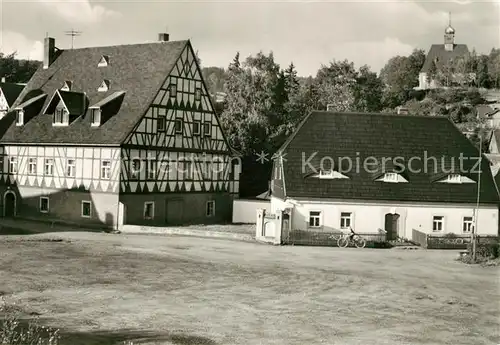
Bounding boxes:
[0,0,499,77]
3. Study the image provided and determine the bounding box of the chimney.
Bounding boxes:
[43,37,56,69]
[158,33,169,42]
[1,77,5,83]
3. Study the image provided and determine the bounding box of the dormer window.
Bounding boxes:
[309,169,349,180]
[98,55,109,67]
[53,108,68,126]
[15,110,24,126]
[320,169,333,177]
[61,81,72,91]
[90,108,101,126]
[436,173,475,184]
[375,172,408,183]
[98,80,110,92]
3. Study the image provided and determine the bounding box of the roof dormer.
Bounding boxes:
[436,173,475,184]
[88,90,125,127]
[15,109,24,126]
[375,172,408,183]
[98,79,110,92]
[12,93,47,126]
[306,169,349,180]
[61,80,72,91]
[43,90,87,126]
[90,107,101,127]
[98,55,109,67]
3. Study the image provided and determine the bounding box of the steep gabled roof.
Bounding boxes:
[0,83,25,107]
[279,111,499,204]
[421,44,469,73]
[0,40,188,145]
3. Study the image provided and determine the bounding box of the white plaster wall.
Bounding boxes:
[233,199,271,223]
[271,197,498,237]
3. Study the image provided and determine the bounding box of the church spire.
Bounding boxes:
[444,11,455,51]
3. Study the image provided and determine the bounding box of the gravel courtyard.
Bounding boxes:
[0,231,498,345]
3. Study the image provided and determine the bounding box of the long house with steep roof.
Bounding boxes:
[270,111,499,241]
[0,34,240,228]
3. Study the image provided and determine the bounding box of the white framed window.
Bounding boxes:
[144,202,154,220]
[384,172,398,182]
[28,158,37,175]
[309,211,321,228]
[98,80,110,92]
[98,55,109,67]
[39,197,49,213]
[101,160,111,179]
[81,201,91,218]
[146,159,156,180]
[53,108,68,125]
[183,160,194,180]
[319,169,333,177]
[275,164,281,179]
[15,110,24,126]
[340,212,352,229]
[130,159,141,179]
[91,108,101,126]
[194,87,202,101]
[175,119,183,134]
[44,158,54,175]
[432,216,444,232]
[203,122,211,136]
[157,116,166,132]
[447,174,461,183]
[206,200,215,217]
[193,121,201,135]
[9,157,17,174]
[462,216,474,233]
[170,83,177,98]
[66,159,76,177]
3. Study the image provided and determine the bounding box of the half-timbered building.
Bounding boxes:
[0,34,240,228]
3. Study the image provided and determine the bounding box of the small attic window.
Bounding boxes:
[98,80,110,92]
[61,81,72,91]
[98,55,109,67]
[194,87,202,101]
[15,110,24,126]
[170,83,177,98]
[90,108,101,126]
[436,174,475,184]
[310,169,349,180]
[375,172,408,183]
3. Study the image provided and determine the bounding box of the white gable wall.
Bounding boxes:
[271,196,498,238]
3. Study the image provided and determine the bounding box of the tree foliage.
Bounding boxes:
[379,49,426,109]
[0,52,40,83]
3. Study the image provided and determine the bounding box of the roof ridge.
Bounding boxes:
[313,111,451,120]
[58,39,189,52]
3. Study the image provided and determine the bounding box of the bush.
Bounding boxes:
[466,242,500,259]
[0,297,60,345]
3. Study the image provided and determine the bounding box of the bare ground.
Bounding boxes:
[0,231,498,345]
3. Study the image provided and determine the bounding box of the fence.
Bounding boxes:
[284,229,387,247]
[412,229,498,249]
